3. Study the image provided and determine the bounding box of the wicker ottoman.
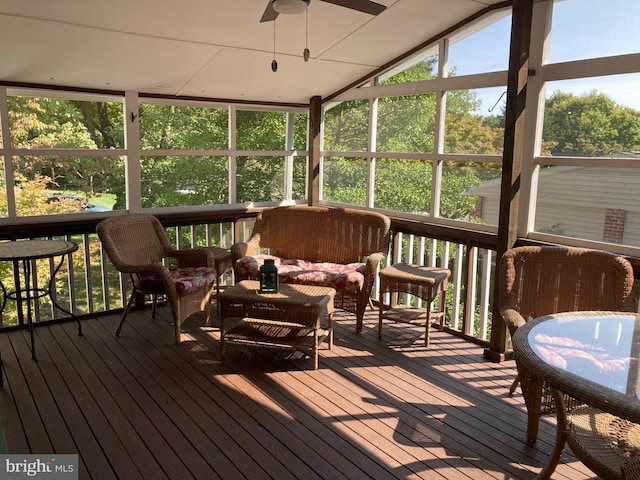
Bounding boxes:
[378,263,450,346]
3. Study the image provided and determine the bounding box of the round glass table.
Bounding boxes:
[512,311,640,479]
[0,240,81,384]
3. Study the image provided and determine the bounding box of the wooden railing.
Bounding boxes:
[386,218,498,345]
[0,208,253,329]
[0,208,499,348]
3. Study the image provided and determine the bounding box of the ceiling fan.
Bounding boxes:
[260,0,387,23]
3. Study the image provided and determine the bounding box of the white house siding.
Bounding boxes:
[469,165,640,245]
[535,167,640,212]
[535,204,607,241]
[475,197,500,226]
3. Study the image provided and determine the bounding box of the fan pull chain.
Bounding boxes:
[272,18,278,72]
[303,5,310,62]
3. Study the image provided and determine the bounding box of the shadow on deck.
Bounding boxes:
[0,305,596,479]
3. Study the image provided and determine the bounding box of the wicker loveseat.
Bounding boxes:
[231,205,391,332]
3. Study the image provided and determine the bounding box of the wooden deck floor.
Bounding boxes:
[0,306,598,479]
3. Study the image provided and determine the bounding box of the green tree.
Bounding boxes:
[542,90,640,156]
[234,110,291,203]
[323,100,369,151]
[0,173,78,217]
[375,159,432,213]
[139,104,230,208]
[323,60,502,220]
[7,96,126,207]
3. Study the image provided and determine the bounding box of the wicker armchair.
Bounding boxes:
[97,214,218,344]
[499,245,637,442]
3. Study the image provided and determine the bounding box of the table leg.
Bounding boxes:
[48,253,82,336]
[16,253,82,361]
[313,329,318,370]
[22,259,36,359]
[534,386,568,479]
[220,316,226,359]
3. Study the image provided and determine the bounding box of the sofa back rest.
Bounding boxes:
[255,206,391,263]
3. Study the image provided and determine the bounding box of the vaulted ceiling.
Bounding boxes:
[0,0,507,105]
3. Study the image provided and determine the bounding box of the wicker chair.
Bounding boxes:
[499,245,637,442]
[97,214,218,344]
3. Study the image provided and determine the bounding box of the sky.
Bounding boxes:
[448,0,640,115]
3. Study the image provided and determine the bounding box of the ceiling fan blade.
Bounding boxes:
[260,1,279,22]
[320,0,386,16]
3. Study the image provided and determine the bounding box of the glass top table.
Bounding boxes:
[513,311,640,422]
[0,240,81,386]
[512,311,640,479]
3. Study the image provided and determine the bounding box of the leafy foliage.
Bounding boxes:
[542,90,640,156]
[4,80,640,223]
[322,61,503,220]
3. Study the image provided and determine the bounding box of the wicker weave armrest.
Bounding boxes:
[364,252,385,278]
[501,308,528,336]
[230,242,247,262]
[360,251,386,312]
[231,237,260,262]
[171,248,214,268]
[365,252,385,269]
[113,261,156,275]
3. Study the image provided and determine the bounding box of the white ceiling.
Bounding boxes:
[0,0,506,105]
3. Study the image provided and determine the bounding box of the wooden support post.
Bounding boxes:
[308,95,322,206]
[485,0,534,362]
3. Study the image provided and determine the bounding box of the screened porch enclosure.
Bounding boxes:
[0,0,639,477]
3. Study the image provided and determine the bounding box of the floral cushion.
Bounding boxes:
[170,266,217,294]
[235,255,365,294]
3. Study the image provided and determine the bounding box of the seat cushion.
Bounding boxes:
[235,255,365,294]
[170,266,217,294]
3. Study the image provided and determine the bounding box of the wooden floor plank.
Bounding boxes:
[0,332,31,454]
[5,329,60,454]
[190,315,445,480]
[0,305,599,480]
[139,310,364,480]
[348,318,595,480]
[64,319,213,480]
[93,313,285,480]
[37,322,158,480]
[31,325,119,480]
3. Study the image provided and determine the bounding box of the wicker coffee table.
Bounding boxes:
[218,280,335,369]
